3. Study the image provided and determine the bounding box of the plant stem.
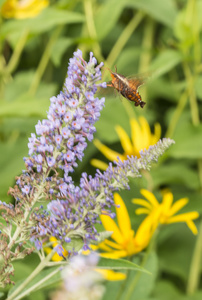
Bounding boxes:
[183,4,202,290]
[14,266,61,300]
[106,11,144,69]
[123,231,157,300]
[5,30,29,75]
[83,0,104,63]
[8,181,46,248]
[183,62,200,126]
[6,250,55,300]
[138,17,154,74]
[187,221,202,294]
[165,89,188,138]
[28,26,62,96]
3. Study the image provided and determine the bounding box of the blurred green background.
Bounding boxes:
[0,0,202,299]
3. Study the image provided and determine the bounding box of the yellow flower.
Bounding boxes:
[44,236,68,262]
[91,117,161,170]
[95,269,126,281]
[132,189,199,235]
[98,193,157,259]
[1,0,49,19]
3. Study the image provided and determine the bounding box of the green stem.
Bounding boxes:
[115,269,131,300]
[83,0,104,63]
[106,11,144,69]
[6,250,55,300]
[138,17,154,74]
[28,26,62,96]
[123,231,157,300]
[5,30,29,75]
[14,267,60,300]
[187,221,202,294]
[183,3,202,290]
[183,62,200,126]
[165,89,188,138]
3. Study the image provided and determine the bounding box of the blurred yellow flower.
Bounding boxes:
[1,0,49,19]
[132,189,199,235]
[98,193,157,259]
[44,236,68,262]
[95,269,126,281]
[91,117,161,170]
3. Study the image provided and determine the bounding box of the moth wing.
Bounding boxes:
[127,71,151,89]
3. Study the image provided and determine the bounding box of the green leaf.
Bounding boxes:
[103,252,158,300]
[50,37,74,66]
[63,237,84,252]
[126,0,177,27]
[153,280,182,300]
[91,231,113,244]
[121,252,158,300]
[0,96,50,118]
[0,7,84,39]
[0,137,27,200]
[150,162,200,190]
[195,75,202,100]
[149,50,183,78]
[158,225,198,281]
[0,71,57,118]
[95,96,130,143]
[174,2,202,43]
[168,123,202,159]
[98,257,151,273]
[95,0,126,40]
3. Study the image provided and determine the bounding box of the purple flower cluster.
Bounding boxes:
[33,138,174,255]
[4,49,174,261]
[24,50,105,182]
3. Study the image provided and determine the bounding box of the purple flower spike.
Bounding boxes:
[5,49,174,264]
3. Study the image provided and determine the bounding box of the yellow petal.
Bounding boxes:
[162,192,173,213]
[130,118,142,154]
[134,214,158,251]
[95,269,126,281]
[94,139,125,161]
[132,198,153,210]
[186,221,198,235]
[100,214,124,245]
[43,246,52,255]
[135,208,150,215]
[167,212,199,224]
[90,158,108,170]
[169,198,189,216]
[100,250,128,259]
[140,189,159,207]
[153,122,161,142]
[139,117,151,149]
[114,193,133,240]
[104,239,123,250]
[115,125,133,155]
[49,236,59,247]
[1,0,49,19]
[51,252,64,262]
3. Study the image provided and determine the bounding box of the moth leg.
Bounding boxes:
[114,65,117,72]
[106,81,113,87]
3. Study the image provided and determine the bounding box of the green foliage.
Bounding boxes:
[0,0,202,299]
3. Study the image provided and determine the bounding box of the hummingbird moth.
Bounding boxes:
[107,66,146,108]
